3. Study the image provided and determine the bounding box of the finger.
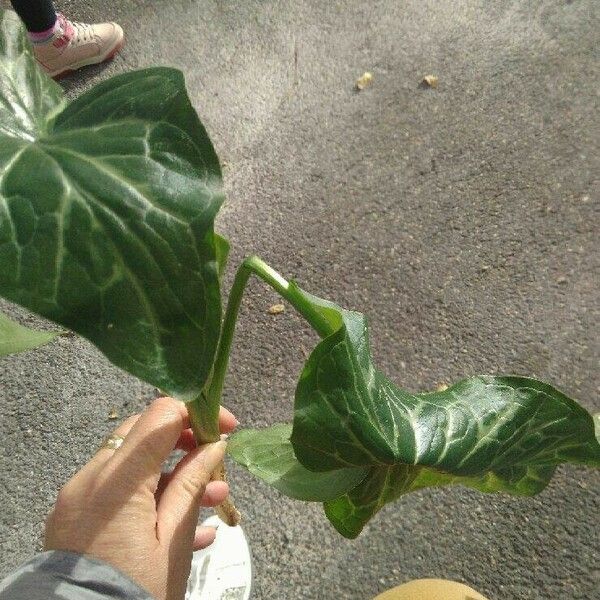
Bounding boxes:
[168,404,237,454]
[193,526,217,551]
[75,414,141,482]
[157,441,226,542]
[174,405,237,453]
[219,406,239,434]
[175,429,197,452]
[200,480,229,507]
[105,397,190,490]
[110,398,234,480]
[156,473,229,508]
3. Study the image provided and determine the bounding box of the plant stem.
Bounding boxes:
[186,255,332,527]
[205,255,333,417]
[187,391,221,443]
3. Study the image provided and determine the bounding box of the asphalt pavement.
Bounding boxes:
[1,1,599,598]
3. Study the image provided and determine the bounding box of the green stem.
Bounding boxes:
[187,391,221,443]
[201,256,333,431]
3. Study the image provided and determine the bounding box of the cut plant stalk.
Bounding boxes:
[207,255,335,413]
[190,255,336,526]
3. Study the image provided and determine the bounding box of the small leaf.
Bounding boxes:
[0,309,59,356]
[0,11,66,139]
[228,423,368,502]
[290,290,600,475]
[214,234,230,282]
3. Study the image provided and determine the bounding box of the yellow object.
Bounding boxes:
[268,303,285,315]
[421,75,439,88]
[356,72,373,90]
[373,578,489,600]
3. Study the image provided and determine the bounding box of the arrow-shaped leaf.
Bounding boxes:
[0,11,225,399]
[290,288,600,471]
[282,285,600,537]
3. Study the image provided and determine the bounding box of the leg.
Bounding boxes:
[9,0,57,33]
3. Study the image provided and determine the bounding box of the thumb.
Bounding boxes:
[157,440,227,542]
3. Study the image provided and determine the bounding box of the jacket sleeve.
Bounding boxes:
[0,551,153,599]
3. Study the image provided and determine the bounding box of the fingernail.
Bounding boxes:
[201,440,227,472]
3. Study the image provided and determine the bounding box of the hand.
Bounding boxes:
[44,397,238,600]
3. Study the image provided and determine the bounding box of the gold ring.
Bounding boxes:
[100,433,125,451]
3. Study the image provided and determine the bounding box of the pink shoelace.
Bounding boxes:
[52,14,94,49]
[51,14,74,48]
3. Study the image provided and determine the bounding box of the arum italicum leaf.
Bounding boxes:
[0,309,60,356]
[230,284,600,538]
[0,11,225,399]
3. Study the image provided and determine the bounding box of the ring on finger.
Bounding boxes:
[99,433,125,451]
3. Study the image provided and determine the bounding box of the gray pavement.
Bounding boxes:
[1,1,599,598]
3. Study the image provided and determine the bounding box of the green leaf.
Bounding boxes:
[214,233,230,282]
[284,285,600,537]
[228,423,368,501]
[323,463,556,539]
[0,11,66,140]
[0,12,225,400]
[0,309,59,356]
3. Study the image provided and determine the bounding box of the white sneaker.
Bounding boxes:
[32,13,124,78]
[186,515,252,600]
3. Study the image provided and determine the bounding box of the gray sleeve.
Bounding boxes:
[0,551,153,599]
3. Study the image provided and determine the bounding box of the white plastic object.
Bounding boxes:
[185,515,252,600]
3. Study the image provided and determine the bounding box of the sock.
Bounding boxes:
[28,18,59,44]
